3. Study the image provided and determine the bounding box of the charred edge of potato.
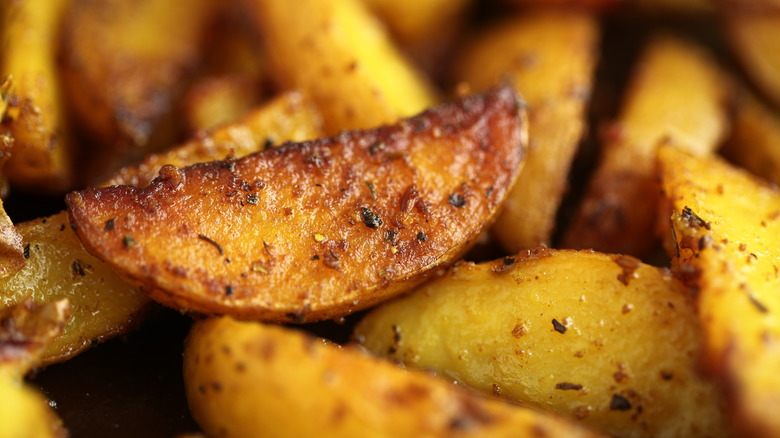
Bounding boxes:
[66,84,527,323]
[0,298,70,374]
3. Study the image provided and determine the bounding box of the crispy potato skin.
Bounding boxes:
[67,86,527,322]
[59,0,217,164]
[243,0,439,135]
[563,35,730,257]
[184,317,606,438]
[659,146,780,438]
[356,249,728,438]
[0,212,150,366]
[454,10,599,250]
[105,91,324,188]
[0,0,73,192]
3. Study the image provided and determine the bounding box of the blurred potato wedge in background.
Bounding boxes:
[454,9,599,251]
[0,212,150,366]
[0,299,70,438]
[0,0,74,193]
[181,75,263,135]
[563,35,730,257]
[184,317,606,438]
[242,0,439,135]
[59,0,219,181]
[106,91,324,188]
[68,86,526,323]
[356,248,727,438]
[659,146,780,437]
[721,87,780,185]
[360,0,471,74]
[725,10,780,109]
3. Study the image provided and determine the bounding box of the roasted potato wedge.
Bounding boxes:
[105,90,324,188]
[59,0,218,176]
[0,198,25,278]
[0,299,70,438]
[454,10,599,250]
[67,86,527,322]
[356,248,727,438]
[184,317,606,438]
[721,88,780,185]
[563,35,730,257]
[181,74,263,134]
[242,0,439,134]
[0,212,150,366]
[659,146,780,437]
[0,0,74,192]
[725,11,780,108]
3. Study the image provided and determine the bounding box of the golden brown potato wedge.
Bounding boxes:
[721,88,780,185]
[563,35,730,257]
[105,90,324,188]
[181,74,263,134]
[659,146,780,437]
[360,0,470,73]
[184,317,606,438]
[59,0,218,176]
[356,248,727,438]
[242,0,439,135]
[725,11,780,108]
[0,0,74,192]
[0,299,70,438]
[68,86,527,323]
[454,10,599,250]
[0,198,25,278]
[0,212,150,366]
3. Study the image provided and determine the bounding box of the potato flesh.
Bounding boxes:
[67,86,526,322]
[105,91,324,188]
[356,249,727,438]
[0,198,25,278]
[0,0,73,192]
[243,0,439,135]
[563,35,730,257]
[0,212,149,366]
[659,146,780,437]
[184,317,606,438]
[454,10,599,250]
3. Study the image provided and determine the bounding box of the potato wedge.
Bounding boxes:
[59,0,218,175]
[356,248,727,438]
[242,0,439,134]
[67,86,527,322]
[360,0,470,73]
[721,88,780,185]
[454,10,599,250]
[105,90,324,188]
[563,35,730,257]
[184,317,606,438]
[181,74,263,134]
[725,11,780,108]
[0,198,25,278]
[0,0,73,192]
[0,299,70,438]
[0,212,150,366]
[659,146,780,437]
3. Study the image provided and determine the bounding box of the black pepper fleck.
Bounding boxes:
[361,207,383,229]
[449,193,466,208]
[417,231,428,242]
[368,141,385,155]
[23,244,30,259]
[552,319,567,334]
[104,218,115,231]
[555,382,583,391]
[225,285,234,296]
[246,193,259,205]
[610,394,632,411]
[122,234,136,248]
